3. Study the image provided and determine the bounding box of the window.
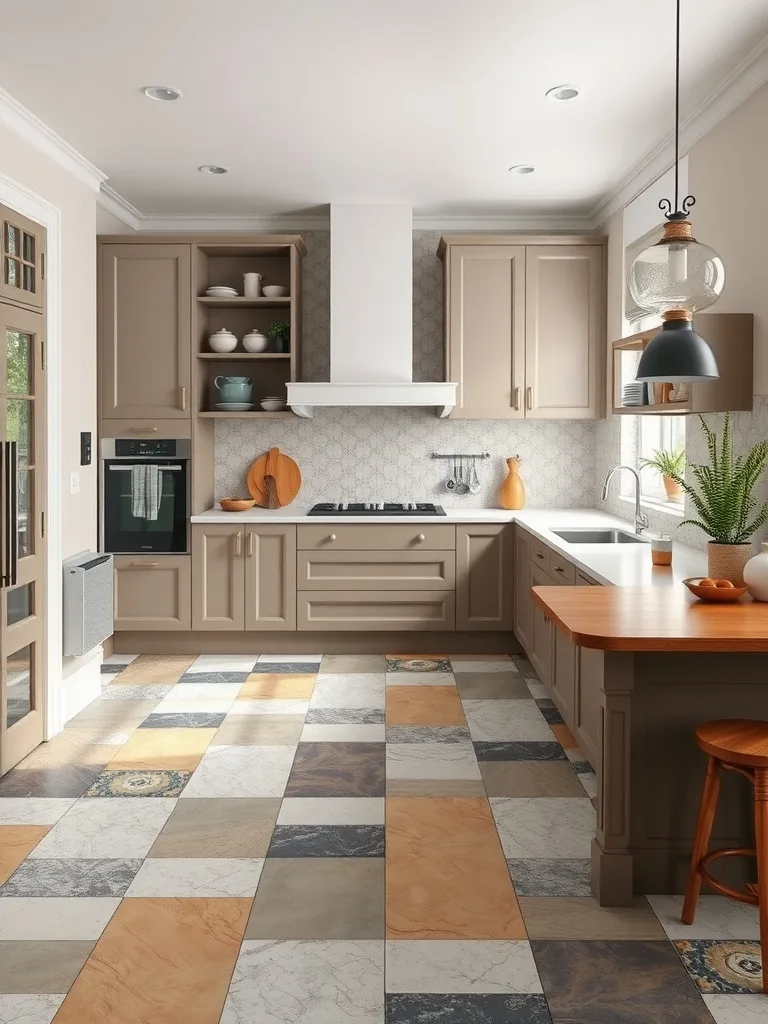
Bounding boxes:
[620,414,685,509]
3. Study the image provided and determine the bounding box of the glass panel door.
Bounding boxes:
[0,204,44,310]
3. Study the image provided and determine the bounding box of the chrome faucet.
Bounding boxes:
[601,465,650,534]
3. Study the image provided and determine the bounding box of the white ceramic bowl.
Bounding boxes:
[262,285,289,298]
[260,398,287,412]
[208,329,238,353]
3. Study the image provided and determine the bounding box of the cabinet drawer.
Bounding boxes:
[549,557,575,584]
[529,538,551,574]
[101,419,191,439]
[297,590,456,631]
[297,524,455,551]
[114,555,191,631]
[298,550,455,591]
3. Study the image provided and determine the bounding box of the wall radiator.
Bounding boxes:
[63,552,114,656]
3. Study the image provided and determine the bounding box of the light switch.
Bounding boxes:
[69,472,80,495]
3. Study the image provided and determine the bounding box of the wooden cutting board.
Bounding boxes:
[247,447,301,508]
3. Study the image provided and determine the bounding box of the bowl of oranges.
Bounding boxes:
[683,577,748,602]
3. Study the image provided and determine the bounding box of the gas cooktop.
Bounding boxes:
[308,502,446,516]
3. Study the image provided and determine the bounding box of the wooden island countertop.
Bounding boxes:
[532,585,768,652]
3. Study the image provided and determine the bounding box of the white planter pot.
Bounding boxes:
[744,541,768,601]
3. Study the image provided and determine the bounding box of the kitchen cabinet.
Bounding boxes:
[439,236,604,420]
[297,591,455,631]
[529,562,554,690]
[244,525,297,630]
[113,556,191,631]
[297,550,455,590]
[513,529,533,652]
[456,524,513,631]
[100,243,192,421]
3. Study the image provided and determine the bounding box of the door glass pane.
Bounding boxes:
[22,265,34,293]
[5,257,19,287]
[6,644,32,727]
[6,400,31,464]
[6,330,31,394]
[17,469,31,559]
[22,233,34,263]
[4,223,17,256]
[7,584,33,627]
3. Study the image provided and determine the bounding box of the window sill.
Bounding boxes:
[619,493,684,518]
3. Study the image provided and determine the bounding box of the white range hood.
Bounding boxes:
[287,204,457,418]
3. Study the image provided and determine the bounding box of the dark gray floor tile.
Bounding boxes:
[177,671,250,685]
[537,705,565,725]
[507,858,592,897]
[386,726,471,744]
[250,662,320,674]
[305,707,385,725]
[385,994,552,1023]
[455,673,530,700]
[268,824,384,857]
[139,712,227,729]
[0,858,142,897]
[568,760,593,775]
[0,764,104,798]
[285,742,385,797]
[473,741,566,762]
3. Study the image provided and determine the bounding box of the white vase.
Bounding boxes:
[744,541,768,601]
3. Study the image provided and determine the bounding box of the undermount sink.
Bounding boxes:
[551,528,647,545]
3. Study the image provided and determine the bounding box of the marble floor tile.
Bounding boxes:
[550,723,577,748]
[533,939,715,1022]
[455,672,530,700]
[229,698,310,716]
[17,733,116,770]
[149,798,280,858]
[53,897,250,1024]
[0,826,48,882]
[250,661,322,675]
[674,939,763,994]
[386,743,481,781]
[259,654,322,665]
[525,681,549,700]
[310,674,385,709]
[0,994,65,1023]
[578,771,598,799]
[449,659,517,673]
[0,898,119,940]
[473,741,566,762]
[221,939,384,1023]
[703,994,768,1023]
[0,940,94,993]
[305,707,385,725]
[386,685,466,726]
[0,858,141,897]
[387,797,525,939]
[0,765,103,799]
[385,726,471,744]
[567,757,593,775]
[113,654,195,686]
[28,797,176,859]
[64,701,159,730]
[240,674,316,699]
[385,671,455,686]
[102,654,138,667]
[479,761,585,797]
[181,745,297,799]
[512,656,536,678]
[285,742,385,797]
[387,780,486,796]
[520,897,666,940]
[125,858,264,897]
[176,671,251,686]
[84,768,191,798]
[463,700,553,742]
[277,797,385,825]
[268,824,384,857]
[385,940,542,994]
[139,712,226,729]
[300,724,385,742]
[387,656,452,673]
[150,696,237,715]
[215,714,305,746]
[648,895,760,940]
[107,727,216,772]
[321,654,385,674]
[246,859,384,940]
[187,654,259,673]
[506,858,592,897]
[490,797,596,859]
[0,799,75,825]
[156,682,242,705]
[99,684,174,701]
[385,994,551,1023]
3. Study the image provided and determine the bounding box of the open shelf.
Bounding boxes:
[197,352,291,360]
[613,401,690,415]
[198,410,295,419]
[197,296,291,308]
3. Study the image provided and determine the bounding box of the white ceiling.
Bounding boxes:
[1,0,767,220]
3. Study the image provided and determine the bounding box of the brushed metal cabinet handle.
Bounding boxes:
[130,426,158,433]
[180,386,187,411]
[526,387,533,411]
[554,565,565,573]
[131,560,158,567]
[247,532,254,557]
[234,532,242,557]
[513,387,521,411]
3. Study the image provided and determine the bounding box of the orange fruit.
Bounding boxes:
[715,579,735,589]
[698,578,716,588]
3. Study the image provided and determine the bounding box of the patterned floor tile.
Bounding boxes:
[674,939,764,994]
[386,726,471,744]
[455,672,530,700]
[0,765,103,799]
[520,897,666,939]
[385,994,552,1023]
[304,707,385,725]
[0,826,49,883]
[84,768,191,798]
[285,742,385,797]
[240,674,316,699]
[0,799,75,825]
[181,745,297,799]
[0,940,93,994]
[125,858,264,897]
[648,895,760,940]
[387,743,481,781]
[385,939,542,993]
[703,994,768,1023]
[0,858,141,897]
[321,654,385,674]
[310,674,385,709]
[215,714,306,746]
[533,940,715,1022]
[507,858,592,897]
[385,671,455,686]
[229,698,310,716]
[277,797,385,825]
[149,798,280,858]
[387,656,452,673]
[250,661,322,674]
[300,724,385,742]
[480,761,585,797]
[221,939,384,1022]
[386,685,466,726]
[99,684,174,701]
[28,798,175,859]
[490,797,595,858]
[107,728,216,772]
[268,824,385,857]
[463,700,554,742]
[474,741,567,762]
[186,655,258,674]
[0,994,65,1023]
[139,712,226,729]
[112,654,195,686]
[0,898,120,939]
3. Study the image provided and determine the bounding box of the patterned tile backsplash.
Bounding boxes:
[215,229,597,507]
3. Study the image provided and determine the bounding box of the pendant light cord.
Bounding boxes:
[674,0,680,212]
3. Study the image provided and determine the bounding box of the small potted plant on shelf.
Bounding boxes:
[267,321,290,354]
[668,413,768,584]
[639,448,686,502]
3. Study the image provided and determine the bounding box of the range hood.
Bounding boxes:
[287,204,457,417]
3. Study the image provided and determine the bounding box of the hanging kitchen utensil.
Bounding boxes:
[455,456,469,495]
[446,457,457,491]
[247,447,301,508]
[469,457,481,494]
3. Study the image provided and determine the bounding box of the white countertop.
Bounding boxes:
[191,505,707,588]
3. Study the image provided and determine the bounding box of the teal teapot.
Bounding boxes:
[214,376,254,402]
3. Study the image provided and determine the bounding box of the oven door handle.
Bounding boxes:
[107,465,183,472]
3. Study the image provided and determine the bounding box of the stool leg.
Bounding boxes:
[682,756,721,925]
[754,767,768,994]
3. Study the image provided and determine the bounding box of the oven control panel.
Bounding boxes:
[114,439,177,458]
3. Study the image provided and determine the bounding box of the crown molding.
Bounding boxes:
[0,87,106,192]
[97,184,142,230]
[411,213,595,231]
[135,213,331,233]
[591,34,768,226]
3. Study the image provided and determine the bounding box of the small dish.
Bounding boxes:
[683,577,748,602]
[206,286,238,297]
[262,285,289,298]
[260,398,287,411]
[215,402,254,411]
[219,497,256,512]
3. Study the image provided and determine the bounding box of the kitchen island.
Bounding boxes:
[532,583,768,906]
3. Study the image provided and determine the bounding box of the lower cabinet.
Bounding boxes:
[455,524,513,631]
[114,555,191,631]
[529,562,554,689]
[513,528,533,651]
[297,590,455,631]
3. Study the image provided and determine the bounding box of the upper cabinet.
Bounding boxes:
[439,236,605,420]
[100,244,192,420]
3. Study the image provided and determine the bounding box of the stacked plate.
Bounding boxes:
[215,402,253,411]
[206,285,238,298]
[622,381,646,407]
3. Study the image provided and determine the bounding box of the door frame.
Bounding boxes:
[0,171,62,740]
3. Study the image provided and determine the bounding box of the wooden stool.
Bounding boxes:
[683,719,768,993]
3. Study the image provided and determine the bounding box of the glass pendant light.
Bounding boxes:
[631,0,724,382]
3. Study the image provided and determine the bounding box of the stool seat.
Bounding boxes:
[696,719,768,769]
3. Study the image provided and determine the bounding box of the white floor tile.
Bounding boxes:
[186,655,259,673]
[28,798,176,859]
[258,654,322,664]
[149,697,235,714]
[181,745,296,798]
[525,682,549,700]
[300,724,385,743]
[277,798,385,825]
[385,940,542,994]
[0,897,119,940]
[463,699,554,742]
[385,672,455,686]
[386,743,481,780]
[310,675,385,709]
[0,994,66,1023]
[647,895,760,940]
[125,858,264,897]
[153,683,241,714]
[103,654,138,666]
[490,797,596,858]
[0,798,75,825]
[578,772,598,799]
[229,699,310,716]
[703,994,768,1023]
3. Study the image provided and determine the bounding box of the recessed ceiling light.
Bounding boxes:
[509,164,536,175]
[198,165,229,175]
[546,84,580,102]
[142,85,182,102]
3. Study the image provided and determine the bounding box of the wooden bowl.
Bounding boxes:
[683,577,748,602]
[219,497,256,512]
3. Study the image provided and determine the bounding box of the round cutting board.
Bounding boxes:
[247,447,301,508]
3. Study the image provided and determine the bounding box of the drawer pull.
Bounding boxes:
[416,533,426,542]
[129,426,158,433]
[554,565,565,573]
[131,560,158,567]
[544,614,550,624]
[535,552,545,560]
[234,532,242,557]
[328,533,337,542]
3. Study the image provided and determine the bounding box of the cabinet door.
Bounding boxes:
[525,245,603,419]
[100,244,191,420]
[551,570,576,724]
[191,525,244,630]
[529,563,554,691]
[245,526,297,631]
[1,204,45,310]
[456,524,512,631]
[446,245,526,419]
[513,528,533,654]
[114,556,191,631]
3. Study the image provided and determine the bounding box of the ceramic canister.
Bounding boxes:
[214,375,253,402]
[744,541,768,601]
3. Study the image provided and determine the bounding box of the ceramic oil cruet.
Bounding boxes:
[243,273,263,298]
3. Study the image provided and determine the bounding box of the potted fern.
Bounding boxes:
[639,447,685,502]
[668,413,768,583]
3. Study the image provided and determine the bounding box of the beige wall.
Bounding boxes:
[0,122,98,557]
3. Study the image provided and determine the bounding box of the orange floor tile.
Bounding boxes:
[107,729,217,772]
[386,686,466,726]
[240,674,317,699]
[0,825,49,883]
